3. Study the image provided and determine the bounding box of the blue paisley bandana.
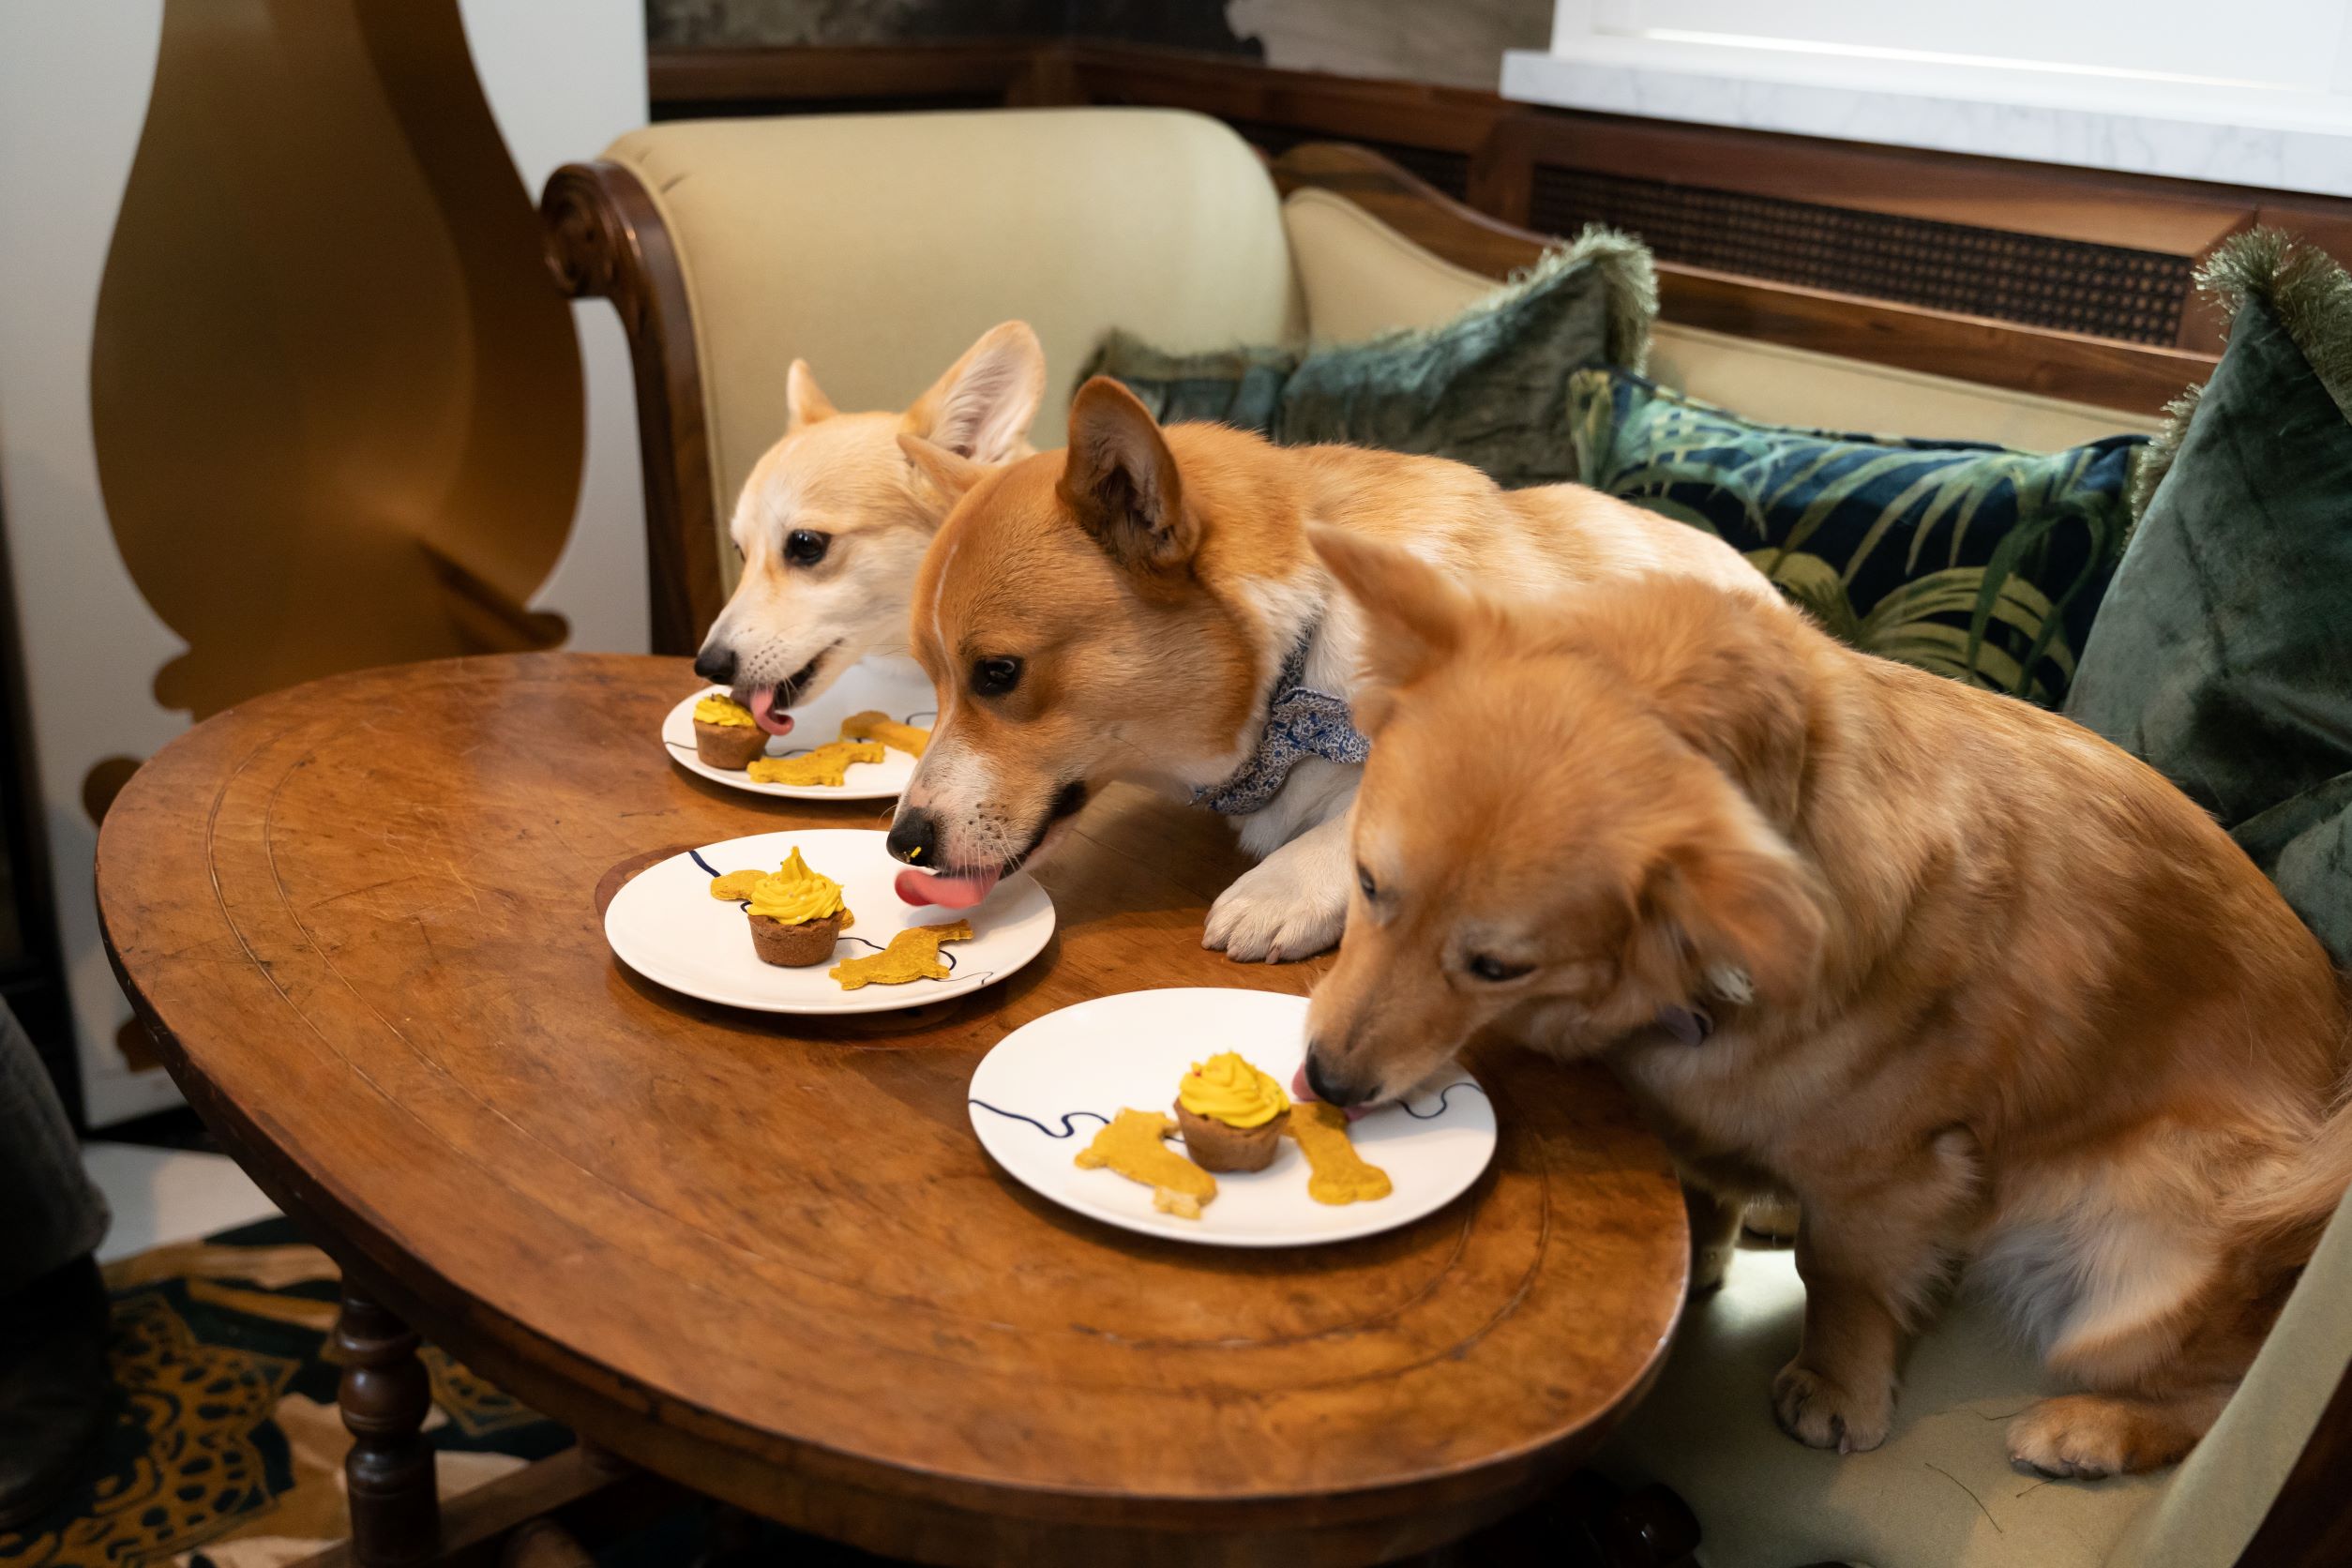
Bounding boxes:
[1193,628,1370,816]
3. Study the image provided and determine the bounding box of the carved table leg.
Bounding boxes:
[335,1284,442,1567]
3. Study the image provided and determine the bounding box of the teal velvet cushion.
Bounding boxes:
[1568,369,2144,707]
[2065,233,2352,962]
[1078,338,1299,434]
[1079,228,1654,491]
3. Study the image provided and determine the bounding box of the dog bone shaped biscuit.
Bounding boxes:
[1287,1101,1392,1205]
[839,710,930,758]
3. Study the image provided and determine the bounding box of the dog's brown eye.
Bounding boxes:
[784,529,829,566]
[972,656,1023,697]
[1468,954,1532,983]
[1356,865,1378,900]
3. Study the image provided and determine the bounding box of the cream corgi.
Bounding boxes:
[881,375,1771,961]
[690,322,1046,736]
[1299,526,2351,1478]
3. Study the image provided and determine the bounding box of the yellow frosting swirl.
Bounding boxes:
[1178,1051,1289,1129]
[746,847,846,926]
[695,693,757,728]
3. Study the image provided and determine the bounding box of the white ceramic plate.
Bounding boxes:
[968,988,1496,1247]
[660,656,937,801]
[604,828,1054,1016]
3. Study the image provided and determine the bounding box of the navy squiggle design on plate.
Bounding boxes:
[1395,1081,1486,1120]
[837,933,960,972]
[686,851,747,912]
[970,1101,1109,1139]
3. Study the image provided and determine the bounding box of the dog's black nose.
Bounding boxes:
[886,807,940,867]
[1304,1050,1364,1108]
[692,643,736,686]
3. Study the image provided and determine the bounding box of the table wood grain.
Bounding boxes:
[96,653,1689,1565]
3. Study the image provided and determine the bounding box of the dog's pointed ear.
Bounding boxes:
[1307,525,1470,705]
[786,359,837,431]
[1059,377,1195,574]
[1627,799,1825,1012]
[907,322,1045,464]
[897,432,986,504]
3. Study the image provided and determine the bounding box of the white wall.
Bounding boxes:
[0,4,648,1124]
[460,0,650,656]
[0,7,180,1123]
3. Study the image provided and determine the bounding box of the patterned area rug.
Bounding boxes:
[0,1217,570,1568]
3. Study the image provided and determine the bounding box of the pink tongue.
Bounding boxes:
[1290,1063,1371,1121]
[750,686,793,737]
[896,867,1001,909]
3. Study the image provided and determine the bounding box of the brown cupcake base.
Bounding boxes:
[747,910,845,967]
[1173,1101,1285,1172]
[695,718,768,770]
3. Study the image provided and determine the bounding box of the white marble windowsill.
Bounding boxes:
[1501,38,2352,199]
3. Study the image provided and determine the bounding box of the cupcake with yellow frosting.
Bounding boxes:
[692,692,767,770]
[745,848,851,967]
[1172,1052,1289,1172]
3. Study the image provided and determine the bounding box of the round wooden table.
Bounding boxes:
[96,653,1690,1567]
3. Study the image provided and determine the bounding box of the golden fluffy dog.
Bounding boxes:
[1301,527,2350,1478]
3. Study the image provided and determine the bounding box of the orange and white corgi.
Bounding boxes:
[690,323,1045,737]
[1300,526,2351,1478]
[882,375,1770,960]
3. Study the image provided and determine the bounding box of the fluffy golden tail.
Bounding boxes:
[2239,990,2352,1254]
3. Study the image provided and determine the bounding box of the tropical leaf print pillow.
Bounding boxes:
[1567,369,2146,706]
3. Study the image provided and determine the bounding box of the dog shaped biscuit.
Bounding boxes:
[746,739,884,787]
[1075,1108,1217,1218]
[828,919,972,989]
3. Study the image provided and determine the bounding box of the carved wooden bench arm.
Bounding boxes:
[541,159,723,656]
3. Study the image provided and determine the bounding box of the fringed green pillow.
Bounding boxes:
[2065,231,2352,963]
[1078,227,1654,490]
[1568,369,2144,707]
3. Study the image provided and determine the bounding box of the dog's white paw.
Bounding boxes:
[1202,862,1347,964]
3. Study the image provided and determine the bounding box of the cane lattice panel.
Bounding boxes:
[1530,164,2191,345]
